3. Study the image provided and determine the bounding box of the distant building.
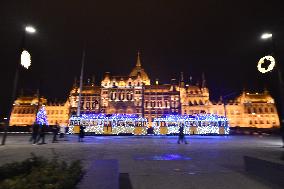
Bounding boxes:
[9,52,280,128]
[9,95,70,126]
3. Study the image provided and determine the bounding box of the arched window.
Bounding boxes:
[127,93,132,100]
[111,92,116,100]
[119,93,125,100]
[253,108,257,113]
[264,107,268,113]
[145,101,148,108]
[271,107,274,113]
[199,100,204,105]
[248,108,251,114]
[259,108,263,113]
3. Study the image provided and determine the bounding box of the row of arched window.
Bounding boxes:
[103,81,142,87]
[145,101,166,108]
[249,120,277,125]
[110,92,133,101]
[247,107,275,114]
[13,108,35,114]
[188,100,207,106]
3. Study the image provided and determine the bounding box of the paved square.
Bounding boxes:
[0,134,283,189]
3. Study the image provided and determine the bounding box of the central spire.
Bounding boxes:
[136,51,142,67]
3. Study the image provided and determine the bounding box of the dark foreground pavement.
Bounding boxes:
[0,134,283,189]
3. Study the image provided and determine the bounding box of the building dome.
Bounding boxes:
[129,51,150,85]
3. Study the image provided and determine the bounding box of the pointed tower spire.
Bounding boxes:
[91,75,95,86]
[180,72,185,87]
[202,72,206,88]
[73,77,78,87]
[136,51,142,67]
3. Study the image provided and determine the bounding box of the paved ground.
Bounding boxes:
[0,134,283,189]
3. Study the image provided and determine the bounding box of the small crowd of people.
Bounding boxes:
[29,122,284,147]
[30,122,69,145]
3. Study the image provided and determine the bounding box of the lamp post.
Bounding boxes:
[260,32,284,147]
[1,25,36,145]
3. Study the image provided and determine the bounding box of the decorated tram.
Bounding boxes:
[152,114,230,135]
[68,113,230,135]
[69,114,148,135]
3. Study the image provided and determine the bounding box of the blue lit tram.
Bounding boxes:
[69,114,148,135]
[152,114,230,135]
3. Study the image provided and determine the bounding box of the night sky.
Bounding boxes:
[0,0,284,118]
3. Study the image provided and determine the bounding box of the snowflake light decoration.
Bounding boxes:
[257,55,275,74]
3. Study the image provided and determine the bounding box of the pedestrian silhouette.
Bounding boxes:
[31,122,39,145]
[36,124,46,144]
[177,124,188,144]
[79,125,85,142]
[64,126,69,141]
[52,123,59,143]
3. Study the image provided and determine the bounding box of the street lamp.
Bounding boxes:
[260,32,284,147]
[261,33,272,39]
[1,25,37,145]
[25,26,36,34]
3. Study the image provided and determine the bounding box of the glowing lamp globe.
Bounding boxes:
[257,55,275,74]
[20,50,31,69]
[261,33,272,39]
[25,26,36,33]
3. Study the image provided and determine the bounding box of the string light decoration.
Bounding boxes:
[20,50,31,69]
[36,106,48,125]
[153,114,229,135]
[257,55,275,74]
[69,113,229,135]
[69,114,148,135]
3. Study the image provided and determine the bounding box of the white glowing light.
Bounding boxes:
[261,33,272,39]
[21,50,31,69]
[257,55,275,74]
[25,26,36,33]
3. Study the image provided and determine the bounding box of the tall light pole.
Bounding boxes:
[1,25,36,145]
[260,32,284,147]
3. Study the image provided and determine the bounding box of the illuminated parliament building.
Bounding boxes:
[9,52,280,129]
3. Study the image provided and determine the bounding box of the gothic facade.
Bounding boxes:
[9,52,280,129]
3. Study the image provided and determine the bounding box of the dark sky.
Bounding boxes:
[0,0,284,118]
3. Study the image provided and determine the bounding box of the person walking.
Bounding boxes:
[177,124,188,144]
[36,124,46,144]
[78,125,85,142]
[31,122,39,145]
[64,125,69,141]
[52,123,59,143]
